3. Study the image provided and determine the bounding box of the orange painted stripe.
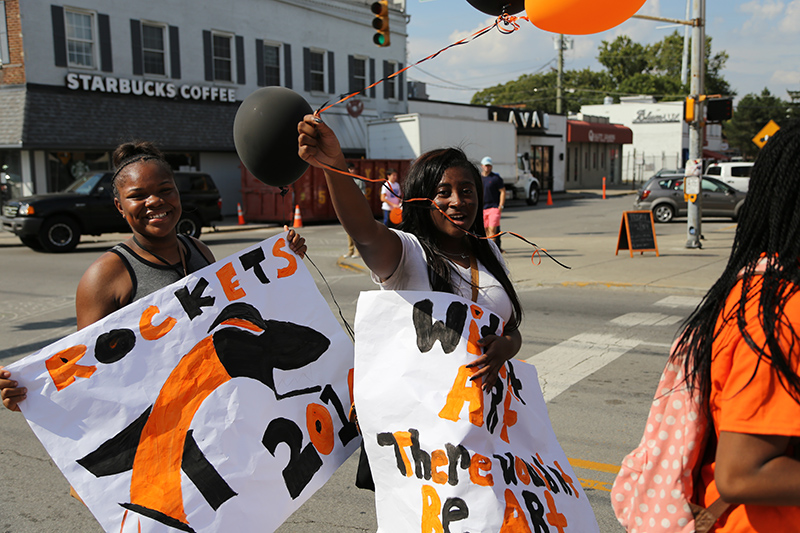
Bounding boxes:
[129,336,230,524]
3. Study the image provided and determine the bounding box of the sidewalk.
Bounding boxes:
[337,190,733,295]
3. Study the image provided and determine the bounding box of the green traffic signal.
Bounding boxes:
[371,0,390,47]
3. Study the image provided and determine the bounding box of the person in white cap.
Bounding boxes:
[481,156,505,252]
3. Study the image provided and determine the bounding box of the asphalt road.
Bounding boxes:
[0,193,734,532]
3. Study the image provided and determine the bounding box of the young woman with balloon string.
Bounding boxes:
[297,115,522,393]
[0,141,308,411]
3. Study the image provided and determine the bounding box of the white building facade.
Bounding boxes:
[0,0,408,213]
[580,96,726,185]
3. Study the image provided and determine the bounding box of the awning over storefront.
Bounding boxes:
[13,84,240,151]
[702,148,730,161]
[567,120,633,144]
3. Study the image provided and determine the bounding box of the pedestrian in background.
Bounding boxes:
[380,168,401,227]
[671,119,800,531]
[345,161,365,258]
[481,156,505,252]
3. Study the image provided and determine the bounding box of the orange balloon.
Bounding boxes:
[525,0,646,35]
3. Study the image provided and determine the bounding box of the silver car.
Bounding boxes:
[633,174,747,223]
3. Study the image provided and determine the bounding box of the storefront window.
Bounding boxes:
[48,151,111,192]
[531,145,553,191]
[0,150,21,202]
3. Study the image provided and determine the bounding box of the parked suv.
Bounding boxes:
[705,162,754,192]
[633,174,746,223]
[1,171,222,252]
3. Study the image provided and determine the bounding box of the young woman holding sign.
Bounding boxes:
[297,115,522,391]
[0,141,307,411]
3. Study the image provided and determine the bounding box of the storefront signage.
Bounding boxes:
[488,107,547,132]
[65,73,237,102]
[588,130,616,143]
[631,109,680,124]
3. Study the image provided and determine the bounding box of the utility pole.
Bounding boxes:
[686,0,705,249]
[556,34,564,114]
[680,0,691,85]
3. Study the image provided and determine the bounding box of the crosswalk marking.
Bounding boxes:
[653,295,702,309]
[525,333,640,402]
[610,312,683,327]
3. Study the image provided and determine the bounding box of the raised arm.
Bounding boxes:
[298,115,402,279]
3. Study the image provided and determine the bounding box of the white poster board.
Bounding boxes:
[8,233,359,533]
[354,290,599,533]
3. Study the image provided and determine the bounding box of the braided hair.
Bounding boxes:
[675,119,800,419]
[111,141,173,200]
[397,147,523,333]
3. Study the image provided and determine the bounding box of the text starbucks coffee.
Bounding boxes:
[65,73,237,102]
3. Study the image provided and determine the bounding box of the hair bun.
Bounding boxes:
[112,140,164,167]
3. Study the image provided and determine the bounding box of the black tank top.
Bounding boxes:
[110,235,212,303]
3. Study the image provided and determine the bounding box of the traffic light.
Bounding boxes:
[706,97,733,122]
[371,0,390,47]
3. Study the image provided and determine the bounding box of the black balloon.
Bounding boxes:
[234,87,312,188]
[465,0,524,16]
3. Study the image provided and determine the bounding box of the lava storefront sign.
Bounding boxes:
[66,73,237,102]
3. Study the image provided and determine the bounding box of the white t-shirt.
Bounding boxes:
[371,229,514,324]
[381,181,401,212]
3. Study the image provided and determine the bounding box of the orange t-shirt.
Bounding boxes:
[699,277,800,532]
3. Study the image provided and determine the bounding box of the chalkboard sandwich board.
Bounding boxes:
[616,210,659,257]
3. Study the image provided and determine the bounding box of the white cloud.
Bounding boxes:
[739,0,785,17]
[779,0,800,31]
[771,69,800,85]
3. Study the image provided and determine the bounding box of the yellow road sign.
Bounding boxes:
[753,120,781,148]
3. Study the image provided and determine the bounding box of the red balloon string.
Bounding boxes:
[315,13,528,116]
[312,158,569,269]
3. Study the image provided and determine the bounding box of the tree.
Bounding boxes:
[724,89,790,159]
[470,32,732,111]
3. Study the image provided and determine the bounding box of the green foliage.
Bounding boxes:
[470,31,733,111]
[725,89,792,159]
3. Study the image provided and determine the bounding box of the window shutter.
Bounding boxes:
[348,55,355,94]
[255,39,264,87]
[383,60,390,99]
[369,58,376,98]
[0,2,9,65]
[51,5,67,67]
[202,30,212,81]
[327,50,335,94]
[98,13,112,72]
[284,43,292,89]
[130,19,143,75]
[303,47,310,92]
[398,62,404,100]
[169,26,181,79]
[236,35,245,85]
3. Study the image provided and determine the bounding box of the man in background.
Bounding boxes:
[481,156,505,252]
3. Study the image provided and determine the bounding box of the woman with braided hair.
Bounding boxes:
[1,140,307,411]
[674,119,800,531]
[298,115,522,392]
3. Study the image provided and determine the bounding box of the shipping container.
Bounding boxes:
[240,159,412,223]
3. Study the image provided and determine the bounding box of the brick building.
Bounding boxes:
[0,0,408,213]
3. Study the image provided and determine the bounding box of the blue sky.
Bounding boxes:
[403,0,800,104]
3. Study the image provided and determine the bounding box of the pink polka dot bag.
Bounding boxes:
[611,355,731,533]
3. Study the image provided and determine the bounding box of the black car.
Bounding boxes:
[1,171,222,252]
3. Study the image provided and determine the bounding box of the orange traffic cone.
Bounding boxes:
[546,190,553,206]
[237,203,245,225]
[602,176,607,199]
[292,204,303,228]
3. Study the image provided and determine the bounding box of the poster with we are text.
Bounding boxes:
[354,290,599,533]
